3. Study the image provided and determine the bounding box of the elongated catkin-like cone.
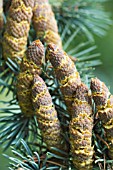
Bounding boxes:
[32,74,67,153]
[0,0,3,32]
[47,43,93,168]
[17,40,44,117]
[33,0,62,48]
[69,83,94,170]
[91,78,113,159]
[90,78,110,109]
[3,0,34,62]
[46,43,81,113]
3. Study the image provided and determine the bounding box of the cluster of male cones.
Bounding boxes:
[1,0,113,169]
[2,0,62,62]
[17,39,113,169]
[17,40,67,154]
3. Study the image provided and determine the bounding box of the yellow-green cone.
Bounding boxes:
[91,78,113,159]
[33,0,62,48]
[3,0,34,62]
[70,83,94,170]
[46,43,81,114]
[46,43,93,169]
[17,40,44,117]
[32,74,67,154]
